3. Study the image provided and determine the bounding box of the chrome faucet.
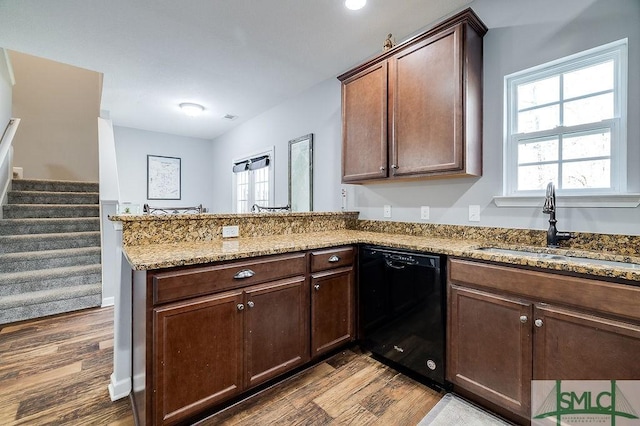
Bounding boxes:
[542,182,573,248]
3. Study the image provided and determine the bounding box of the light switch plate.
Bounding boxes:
[420,206,430,220]
[469,205,480,222]
[383,205,392,218]
[222,225,239,238]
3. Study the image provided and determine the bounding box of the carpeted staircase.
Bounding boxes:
[0,179,102,325]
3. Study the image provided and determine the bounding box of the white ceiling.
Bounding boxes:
[0,0,473,140]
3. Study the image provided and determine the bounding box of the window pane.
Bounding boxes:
[236,170,249,213]
[517,76,559,110]
[518,138,558,164]
[562,131,610,160]
[562,159,610,189]
[564,60,614,99]
[517,105,559,133]
[253,167,270,206]
[563,92,613,127]
[518,164,557,191]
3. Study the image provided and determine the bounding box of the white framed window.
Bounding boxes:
[232,148,274,213]
[503,39,628,198]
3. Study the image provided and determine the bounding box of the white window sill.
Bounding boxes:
[493,194,640,208]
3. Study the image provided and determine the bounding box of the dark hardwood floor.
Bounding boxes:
[0,307,133,425]
[0,307,442,425]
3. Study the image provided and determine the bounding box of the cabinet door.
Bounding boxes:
[244,277,309,388]
[153,291,244,426]
[534,305,640,380]
[311,266,355,357]
[341,62,388,182]
[390,25,463,176]
[448,285,532,418]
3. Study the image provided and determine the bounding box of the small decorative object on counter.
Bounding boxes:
[143,203,203,215]
[251,204,291,213]
[117,202,140,215]
[383,33,395,51]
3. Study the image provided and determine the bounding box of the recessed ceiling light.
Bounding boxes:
[345,0,366,10]
[179,102,205,117]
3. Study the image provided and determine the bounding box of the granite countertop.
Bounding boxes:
[122,230,640,282]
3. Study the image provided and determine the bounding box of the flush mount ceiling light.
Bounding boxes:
[345,0,366,10]
[179,102,205,117]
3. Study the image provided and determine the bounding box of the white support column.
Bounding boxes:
[108,221,132,401]
[100,200,118,307]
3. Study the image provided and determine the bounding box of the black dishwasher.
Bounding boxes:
[358,245,446,387]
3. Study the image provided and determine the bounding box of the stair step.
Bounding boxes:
[0,178,103,325]
[0,264,102,296]
[11,179,99,193]
[2,204,99,218]
[0,247,101,273]
[0,217,100,235]
[0,284,102,325]
[8,190,99,205]
[0,231,100,254]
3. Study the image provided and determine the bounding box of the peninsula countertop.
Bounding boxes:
[121,229,640,283]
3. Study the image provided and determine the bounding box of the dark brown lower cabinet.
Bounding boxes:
[534,305,640,380]
[244,277,309,388]
[310,266,355,357]
[448,285,532,419]
[447,258,640,424]
[153,291,244,426]
[152,278,309,426]
[135,248,355,425]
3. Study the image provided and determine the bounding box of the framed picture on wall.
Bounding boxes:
[147,155,181,200]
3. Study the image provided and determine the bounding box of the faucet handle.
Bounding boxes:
[542,182,555,214]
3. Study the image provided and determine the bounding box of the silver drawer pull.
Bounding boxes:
[237,303,244,311]
[234,269,255,279]
[247,301,255,308]
[328,255,340,263]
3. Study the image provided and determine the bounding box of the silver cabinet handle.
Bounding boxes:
[534,319,543,327]
[380,166,385,171]
[314,284,320,291]
[391,164,398,169]
[233,269,255,279]
[237,304,244,311]
[328,255,340,263]
[520,315,528,323]
[247,301,255,308]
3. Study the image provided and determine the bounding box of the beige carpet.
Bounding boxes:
[418,393,513,425]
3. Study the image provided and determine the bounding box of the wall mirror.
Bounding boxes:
[288,133,313,212]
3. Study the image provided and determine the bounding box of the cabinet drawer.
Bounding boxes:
[152,252,307,305]
[310,246,354,272]
[449,258,640,322]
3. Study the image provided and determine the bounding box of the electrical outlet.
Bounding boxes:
[383,205,392,218]
[420,206,430,220]
[222,225,239,238]
[468,205,480,222]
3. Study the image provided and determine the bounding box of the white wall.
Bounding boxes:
[0,49,12,129]
[210,77,342,213]
[113,126,214,210]
[210,0,639,236]
[10,50,102,181]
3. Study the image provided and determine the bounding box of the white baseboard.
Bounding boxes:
[102,296,115,307]
[108,373,131,401]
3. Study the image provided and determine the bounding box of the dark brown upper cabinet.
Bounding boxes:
[339,8,487,183]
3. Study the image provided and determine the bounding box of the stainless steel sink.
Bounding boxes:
[476,247,640,270]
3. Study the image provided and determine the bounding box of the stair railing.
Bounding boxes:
[0,118,21,216]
